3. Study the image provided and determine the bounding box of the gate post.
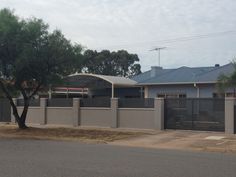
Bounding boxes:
[154,98,164,130]
[40,98,47,125]
[72,98,80,126]
[225,97,235,134]
[111,98,118,128]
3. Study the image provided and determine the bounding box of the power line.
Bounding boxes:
[94,30,236,49]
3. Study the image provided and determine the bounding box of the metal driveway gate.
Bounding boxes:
[234,105,236,134]
[164,98,225,132]
[0,99,11,122]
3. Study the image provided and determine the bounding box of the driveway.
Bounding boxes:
[110,130,236,153]
[0,138,236,177]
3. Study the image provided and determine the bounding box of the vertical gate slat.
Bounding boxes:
[164,98,225,132]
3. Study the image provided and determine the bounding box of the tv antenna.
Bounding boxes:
[150,47,166,66]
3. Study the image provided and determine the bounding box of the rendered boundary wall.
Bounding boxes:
[118,108,155,129]
[13,98,164,130]
[12,98,236,133]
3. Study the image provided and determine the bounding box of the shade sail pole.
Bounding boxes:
[112,84,114,98]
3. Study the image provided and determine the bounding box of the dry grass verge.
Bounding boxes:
[0,124,147,143]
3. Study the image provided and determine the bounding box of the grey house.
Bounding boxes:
[132,63,235,98]
[52,63,235,99]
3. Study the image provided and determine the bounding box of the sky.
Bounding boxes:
[1,0,236,71]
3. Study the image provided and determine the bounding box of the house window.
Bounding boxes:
[213,92,236,98]
[179,94,187,98]
[225,92,236,97]
[157,93,186,98]
[213,93,225,98]
[157,94,165,98]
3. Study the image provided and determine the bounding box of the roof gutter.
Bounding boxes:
[135,81,217,86]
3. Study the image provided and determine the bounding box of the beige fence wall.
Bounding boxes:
[17,107,42,124]
[14,98,164,130]
[47,107,73,126]
[80,108,112,127]
[118,108,155,129]
[12,98,236,133]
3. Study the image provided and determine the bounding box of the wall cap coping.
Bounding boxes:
[80,107,111,110]
[225,97,236,101]
[40,98,47,100]
[17,106,41,109]
[111,98,118,100]
[155,98,164,100]
[47,107,73,109]
[118,108,155,111]
[73,98,80,100]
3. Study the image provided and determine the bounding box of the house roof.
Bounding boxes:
[132,63,235,85]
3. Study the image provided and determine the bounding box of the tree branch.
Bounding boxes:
[18,85,28,100]
[29,82,42,99]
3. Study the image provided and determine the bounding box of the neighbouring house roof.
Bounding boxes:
[132,63,235,85]
[65,73,137,88]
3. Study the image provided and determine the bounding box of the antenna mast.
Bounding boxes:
[150,47,166,66]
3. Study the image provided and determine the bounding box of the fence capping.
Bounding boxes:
[225,97,236,100]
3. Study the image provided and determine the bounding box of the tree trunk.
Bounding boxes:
[9,101,28,129]
[18,98,29,129]
[0,80,30,129]
[8,97,29,129]
[11,101,28,129]
[17,118,28,129]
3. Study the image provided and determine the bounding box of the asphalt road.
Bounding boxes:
[0,139,236,177]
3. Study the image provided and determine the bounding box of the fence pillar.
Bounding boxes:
[111,98,118,128]
[225,98,235,134]
[154,98,164,130]
[72,98,80,126]
[11,98,17,123]
[40,98,47,125]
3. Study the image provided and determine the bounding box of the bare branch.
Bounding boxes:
[29,82,42,99]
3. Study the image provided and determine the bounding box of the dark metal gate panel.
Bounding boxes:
[0,99,11,122]
[164,98,225,132]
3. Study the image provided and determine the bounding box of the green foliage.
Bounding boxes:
[0,8,83,128]
[83,49,141,77]
[0,8,83,99]
[217,62,236,93]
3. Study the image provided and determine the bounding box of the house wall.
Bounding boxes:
[198,84,216,98]
[146,84,220,98]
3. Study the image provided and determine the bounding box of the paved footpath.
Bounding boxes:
[0,138,236,177]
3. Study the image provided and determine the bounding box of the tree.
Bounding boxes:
[0,9,83,129]
[83,49,141,77]
[217,62,236,97]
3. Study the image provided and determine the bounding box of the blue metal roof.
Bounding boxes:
[132,63,235,85]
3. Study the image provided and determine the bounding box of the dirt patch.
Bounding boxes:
[0,124,147,143]
[110,130,236,154]
[190,139,236,153]
[2,124,236,154]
